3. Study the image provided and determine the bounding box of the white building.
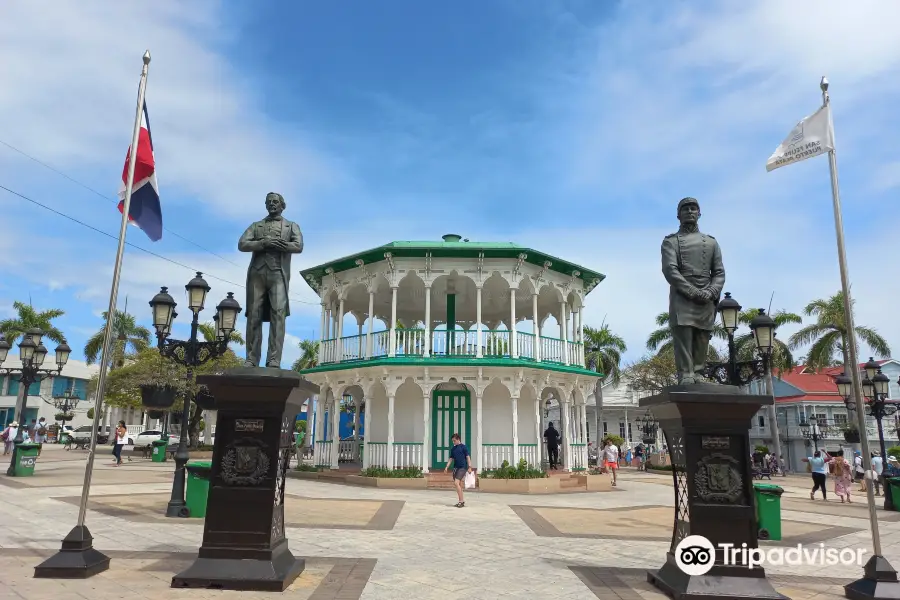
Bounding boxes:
[0,358,99,429]
[298,234,604,472]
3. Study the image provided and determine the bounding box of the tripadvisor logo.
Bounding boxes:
[675,535,866,575]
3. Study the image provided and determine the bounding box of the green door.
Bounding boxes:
[431,389,471,469]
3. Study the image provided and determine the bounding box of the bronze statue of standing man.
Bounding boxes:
[661,197,725,384]
[238,192,304,368]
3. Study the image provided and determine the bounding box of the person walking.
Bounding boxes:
[544,422,561,470]
[33,417,47,456]
[112,420,128,466]
[443,433,472,508]
[1,421,18,456]
[803,450,831,500]
[832,452,853,503]
[854,451,866,491]
[602,438,620,487]
[870,451,884,497]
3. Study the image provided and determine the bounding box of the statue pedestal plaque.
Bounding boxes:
[171,368,319,592]
[640,385,788,600]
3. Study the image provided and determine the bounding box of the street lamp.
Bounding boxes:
[637,409,658,444]
[0,329,71,475]
[53,385,81,428]
[859,362,897,511]
[150,274,241,518]
[799,417,829,452]
[702,295,775,386]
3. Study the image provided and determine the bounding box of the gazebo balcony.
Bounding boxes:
[319,329,583,366]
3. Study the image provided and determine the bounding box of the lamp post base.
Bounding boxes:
[166,500,189,518]
[172,541,304,591]
[844,555,900,600]
[33,525,110,579]
[648,556,788,600]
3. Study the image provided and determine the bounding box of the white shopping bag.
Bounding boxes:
[464,471,476,490]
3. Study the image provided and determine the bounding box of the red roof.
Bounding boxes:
[819,360,889,376]
[777,366,841,394]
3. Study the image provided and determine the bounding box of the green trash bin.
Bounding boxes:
[59,432,70,445]
[151,439,168,462]
[12,443,40,477]
[753,482,784,541]
[185,461,212,518]
[886,477,900,505]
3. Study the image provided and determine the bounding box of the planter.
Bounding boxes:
[140,384,177,410]
[345,475,427,489]
[188,450,214,459]
[844,430,861,443]
[584,474,614,492]
[148,410,166,420]
[194,389,216,410]
[477,477,560,494]
[642,437,656,445]
[288,470,322,481]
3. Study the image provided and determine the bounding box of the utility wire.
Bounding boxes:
[0,138,242,268]
[0,183,319,306]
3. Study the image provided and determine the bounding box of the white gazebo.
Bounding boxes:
[298,234,604,473]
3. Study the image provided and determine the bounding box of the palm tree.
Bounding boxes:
[83,310,152,368]
[734,308,802,374]
[197,322,245,346]
[788,292,890,372]
[292,339,320,371]
[0,301,65,345]
[646,311,726,360]
[583,323,627,451]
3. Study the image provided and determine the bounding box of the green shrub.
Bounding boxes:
[480,458,547,480]
[754,445,769,454]
[294,463,321,472]
[887,446,900,460]
[602,434,625,448]
[648,464,673,471]
[362,466,423,478]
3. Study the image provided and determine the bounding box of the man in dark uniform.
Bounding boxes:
[544,422,561,469]
[660,197,726,384]
[238,192,304,368]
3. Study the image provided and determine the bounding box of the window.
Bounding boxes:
[627,422,632,440]
[602,422,608,434]
[619,422,626,438]
[814,413,828,425]
[7,376,39,397]
[832,413,848,427]
[757,415,766,428]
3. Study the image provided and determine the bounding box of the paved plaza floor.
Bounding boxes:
[3,445,900,599]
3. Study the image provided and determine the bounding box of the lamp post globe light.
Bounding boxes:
[799,417,829,452]
[858,361,897,512]
[702,294,776,387]
[149,273,241,518]
[0,328,71,476]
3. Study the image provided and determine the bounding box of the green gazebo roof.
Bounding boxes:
[300,236,606,294]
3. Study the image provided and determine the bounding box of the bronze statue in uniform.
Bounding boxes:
[660,197,725,384]
[238,192,304,368]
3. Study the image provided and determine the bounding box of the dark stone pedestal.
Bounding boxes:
[640,384,788,600]
[33,525,110,579]
[171,368,319,592]
[845,555,900,600]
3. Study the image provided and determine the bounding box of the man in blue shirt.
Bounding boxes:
[444,433,472,508]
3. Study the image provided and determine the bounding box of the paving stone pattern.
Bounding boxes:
[3,445,900,599]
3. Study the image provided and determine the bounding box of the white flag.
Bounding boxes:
[766,105,834,172]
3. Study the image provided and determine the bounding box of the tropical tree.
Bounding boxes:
[734,308,803,374]
[645,311,726,360]
[0,301,65,345]
[292,339,320,371]
[583,323,627,450]
[787,292,891,372]
[623,352,678,392]
[83,310,152,368]
[197,322,245,346]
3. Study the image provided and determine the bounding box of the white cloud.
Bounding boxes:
[0,0,341,221]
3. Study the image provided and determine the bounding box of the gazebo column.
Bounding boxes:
[318,302,327,363]
[559,302,569,365]
[511,395,519,464]
[560,396,571,470]
[581,402,589,466]
[388,286,398,357]
[353,395,361,462]
[475,387,484,469]
[423,285,432,358]
[362,396,371,469]
[366,291,374,358]
[509,288,517,358]
[578,308,585,364]
[422,390,431,473]
[314,396,325,465]
[336,298,345,361]
[330,399,340,469]
[533,397,542,466]
[532,293,541,362]
[387,393,395,470]
[475,285,483,358]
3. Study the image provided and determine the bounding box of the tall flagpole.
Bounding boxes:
[826,76,900,600]
[34,50,152,580]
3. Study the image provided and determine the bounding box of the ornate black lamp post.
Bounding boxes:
[835,372,863,444]
[149,273,242,518]
[798,418,829,452]
[53,386,81,431]
[0,328,71,475]
[861,359,896,511]
[637,409,658,444]
[702,294,776,386]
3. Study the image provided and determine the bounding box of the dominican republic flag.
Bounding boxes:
[117,102,162,241]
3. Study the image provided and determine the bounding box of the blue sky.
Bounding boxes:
[2,0,900,368]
